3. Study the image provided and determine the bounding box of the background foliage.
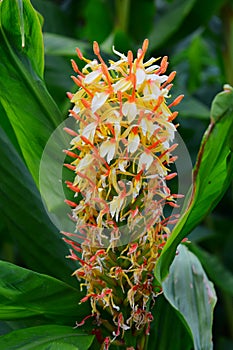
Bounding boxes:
[0,0,233,349]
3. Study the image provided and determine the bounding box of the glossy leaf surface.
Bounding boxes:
[156,85,233,281]
[0,127,78,286]
[0,260,89,324]
[0,0,63,187]
[0,325,94,350]
[149,295,193,350]
[163,245,217,350]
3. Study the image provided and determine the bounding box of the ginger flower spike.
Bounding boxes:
[64,39,183,349]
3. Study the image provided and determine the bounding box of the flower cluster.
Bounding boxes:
[63,39,183,348]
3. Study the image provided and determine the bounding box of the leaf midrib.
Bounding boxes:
[0,5,61,130]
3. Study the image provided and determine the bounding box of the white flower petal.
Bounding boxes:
[82,122,97,142]
[140,118,148,136]
[107,144,116,163]
[76,154,93,172]
[113,79,132,93]
[163,140,170,149]
[122,102,138,123]
[128,133,140,154]
[110,196,124,221]
[118,160,128,172]
[84,70,101,84]
[112,46,127,60]
[99,140,110,158]
[114,122,121,139]
[83,59,98,70]
[143,57,158,67]
[99,140,116,163]
[91,92,109,113]
[150,74,168,83]
[136,68,146,85]
[138,152,154,172]
[145,64,160,72]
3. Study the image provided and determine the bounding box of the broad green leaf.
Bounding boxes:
[0,103,22,155]
[0,260,90,324]
[180,0,227,37]
[148,295,193,350]
[17,0,25,48]
[155,85,233,282]
[83,0,113,43]
[0,0,63,187]
[0,325,94,350]
[44,33,88,57]
[44,55,74,114]
[128,0,155,43]
[162,245,217,350]
[176,94,210,119]
[148,0,196,49]
[31,0,74,36]
[0,127,78,286]
[0,322,12,337]
[188,243,233,296]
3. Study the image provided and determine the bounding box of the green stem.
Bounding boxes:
[115,0,130,33]
[136,331,149,350]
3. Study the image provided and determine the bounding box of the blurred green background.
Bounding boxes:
[0,0,232,348]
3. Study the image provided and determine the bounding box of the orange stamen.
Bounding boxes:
[65,181,81,193]
[160,56,168,74]
[93,41,113,90]
[71,76,94,97]
[71,59,84,77]
[66,92,73,100]
[153,95,164,111]
[168,111,178,122]
[68,109,84,123]
[63,150,80,159]
[63,163,76,171]
[147,136,166,150]
[64,199,77,207]
[165,172,177,180]
[63,127,78,137]
[80,135,94,147]
[168,94,184,108]
[161,71,176,88]
[76,47,83,60]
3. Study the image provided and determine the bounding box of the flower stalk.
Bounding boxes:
[63,39,183,349]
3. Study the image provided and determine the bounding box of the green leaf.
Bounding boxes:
[148,295,193,350]
[17,0,25,49]
[0,325,94,350]
[0,127,78,286]
[0,260,90,324]
[44,33,88,57]
[180,0,226,35]
[0,0,63,187]
[83,0,113,43]
[0,322,12,337]
[162,245,217,350]
[148,0,196,49]
[31,0,73,36]
[155,85,233,282]
[176,94,210,119]
[187,243,233,296]
[0,102,22,155]
[128,0,155,43]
